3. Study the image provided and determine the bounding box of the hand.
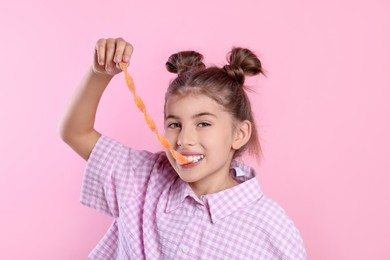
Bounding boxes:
[92,37,133,76]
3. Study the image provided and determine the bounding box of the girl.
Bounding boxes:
[60,38,306,259]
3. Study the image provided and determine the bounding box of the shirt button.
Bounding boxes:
[181,245,189,253]
[196,210,203,217]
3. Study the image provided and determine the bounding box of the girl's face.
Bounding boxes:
[164,93,241,196]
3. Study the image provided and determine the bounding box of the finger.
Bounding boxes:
[95,39,106,66]
[122,43,134,63]
[105,38,116,72]
[113,38,127,63]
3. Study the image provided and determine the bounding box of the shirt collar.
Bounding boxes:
[206,161,263,224]
[165,161,263,224]
[165,177,199,213]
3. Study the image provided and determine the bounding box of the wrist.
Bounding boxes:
[89,66,115,80]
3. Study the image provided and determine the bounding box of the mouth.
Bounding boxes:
[179,154,205,166]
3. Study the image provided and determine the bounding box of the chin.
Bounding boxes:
[176,173,200,183]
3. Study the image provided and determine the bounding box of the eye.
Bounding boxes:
[198,122,211,128]
[167,122,181,129]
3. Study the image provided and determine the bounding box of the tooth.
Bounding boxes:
[182,155,204,164]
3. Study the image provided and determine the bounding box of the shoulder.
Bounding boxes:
[87,135,175,189]
[229,161,306,258]
[90,135,168,168]
[246,194,306,258]
[253,194,296,231]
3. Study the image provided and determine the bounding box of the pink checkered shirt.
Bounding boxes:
[80,136,306,259]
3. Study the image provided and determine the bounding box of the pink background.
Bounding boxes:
[1,0,389,259]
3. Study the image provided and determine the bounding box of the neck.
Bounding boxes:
[189,173,239,196]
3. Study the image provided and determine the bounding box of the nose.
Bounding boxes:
[177,126,195,147]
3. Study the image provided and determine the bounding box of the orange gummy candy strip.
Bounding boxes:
[119,62,189,165]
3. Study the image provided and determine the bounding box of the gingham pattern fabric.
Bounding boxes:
[80,136,306,259]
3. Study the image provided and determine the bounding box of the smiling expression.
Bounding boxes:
[164,93,242,195]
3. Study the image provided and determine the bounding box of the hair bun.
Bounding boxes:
[224,47,263,84]
[166,51,205,75]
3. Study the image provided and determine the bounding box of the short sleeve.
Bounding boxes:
[79,135,157,218]
[266,199,307,259]
[287,227,307,259]
[279,213,307,259]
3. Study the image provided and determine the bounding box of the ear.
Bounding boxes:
[232,120,252,150]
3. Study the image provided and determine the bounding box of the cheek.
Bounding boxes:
[207,129,235,152]
[207,127,234,143]
[165,150,176,167]
[164,131,177,146]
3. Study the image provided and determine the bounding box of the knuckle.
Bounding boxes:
[125,44,134,55]
[126,43,134,51]
[106,38,115,46]
[96,38,106,48]
[116,37,124,42]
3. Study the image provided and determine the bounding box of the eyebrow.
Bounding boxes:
[165,112,217,120]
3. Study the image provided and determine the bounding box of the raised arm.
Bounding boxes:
[59,38,133,160]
